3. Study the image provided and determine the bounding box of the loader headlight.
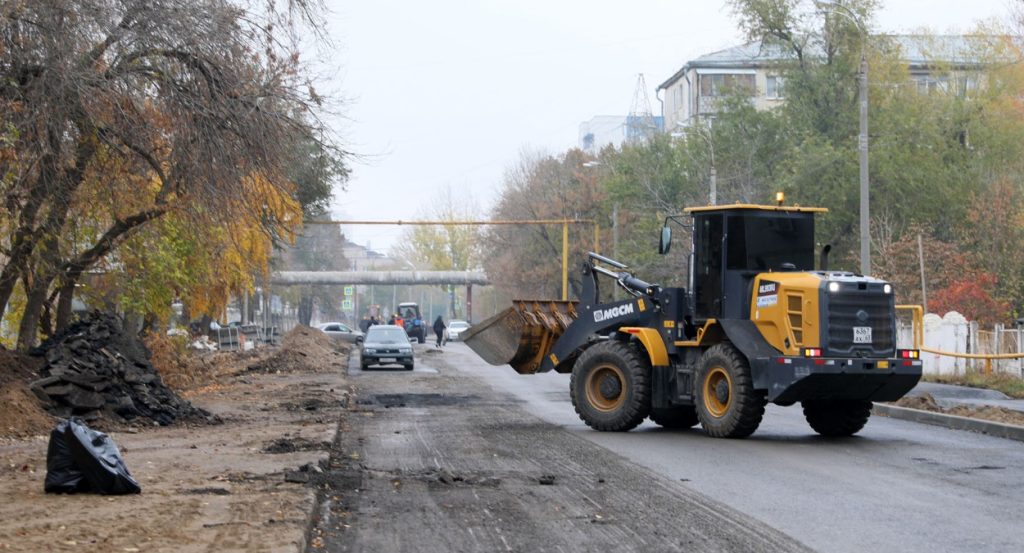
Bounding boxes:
[828,282,840,293]
[883,284,892,294]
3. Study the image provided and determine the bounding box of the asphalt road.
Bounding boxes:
[446,342,1024,553]
[309,343,810,552]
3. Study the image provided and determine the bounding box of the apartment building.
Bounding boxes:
[658,36,990,132]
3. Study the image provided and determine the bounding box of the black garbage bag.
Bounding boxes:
[44,420,91,493]
[44,419,141,495]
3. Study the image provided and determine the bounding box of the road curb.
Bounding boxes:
[299,349,355,551]
[873,403,1024,442]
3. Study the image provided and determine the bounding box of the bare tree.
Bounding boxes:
[483,148,605,300]
[392,185,482,318]
[0,0,341,348]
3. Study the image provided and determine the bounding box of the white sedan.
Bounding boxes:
[446,320,471,341]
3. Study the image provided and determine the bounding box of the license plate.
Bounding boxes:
[853,326,872,344]
[379,357,396,363]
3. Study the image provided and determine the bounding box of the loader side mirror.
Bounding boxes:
[658,226,672,255]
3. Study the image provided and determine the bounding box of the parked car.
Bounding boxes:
[447,320,471,341]
[360,324,414,370]
[316,322,364,344]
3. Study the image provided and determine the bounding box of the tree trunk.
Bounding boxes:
[17,274,54,351]
[2,123,96,320]
[199,314,212,337]
[246,292,256,324]
[0,262,25,323]
[40,291,56,339]
[55,276,78,332]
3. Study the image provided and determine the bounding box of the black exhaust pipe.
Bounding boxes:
[819,244,832,272]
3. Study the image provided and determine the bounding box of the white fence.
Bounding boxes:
[897,311,1024,377]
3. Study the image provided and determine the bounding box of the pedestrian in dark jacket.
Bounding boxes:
[432,316,446,347]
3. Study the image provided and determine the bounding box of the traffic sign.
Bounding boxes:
[344,286,354,296]
[342,299,353,310]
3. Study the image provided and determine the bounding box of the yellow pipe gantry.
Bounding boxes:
[305,219,600,301]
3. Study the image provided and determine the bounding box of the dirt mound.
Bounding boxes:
[0,349,53,438]
[893,393,1024,427]
[248,325,349,373]
[946,405,1024,426]
[143,332,232,390]
[894,393,939,411]
[28,312,213,426]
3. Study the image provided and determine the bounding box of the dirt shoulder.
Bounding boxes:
[0,342,349,552]
[891,393,1024,427]
[308,347,810,553]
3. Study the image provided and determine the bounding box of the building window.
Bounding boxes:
[955,74,980,97]
[766,75,785,99]
[913,75,948,94]
[582,133,595,151]
[699,74,755,97]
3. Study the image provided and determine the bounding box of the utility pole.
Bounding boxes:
[709,165,717,206]
[917,233,928,312]
[612,204,619,261]
[612,204,620,300]
[858,53,870,276]
[816,1,870,275]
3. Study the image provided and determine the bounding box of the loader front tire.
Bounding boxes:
[802,400,872,437]
[649,407,699,429]
[695,343,765,438]
[570,341,650,431]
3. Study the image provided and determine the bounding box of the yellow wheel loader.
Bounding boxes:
[463,204,923,438]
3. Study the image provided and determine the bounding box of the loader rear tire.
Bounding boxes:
[695,343,765,439]
[570,341,650,432]
[649,407,699,429]
[802,400,872,437]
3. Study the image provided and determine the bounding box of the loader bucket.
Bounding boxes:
[462,300,578,374]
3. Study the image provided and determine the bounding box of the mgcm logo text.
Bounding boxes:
[594,303,635,323]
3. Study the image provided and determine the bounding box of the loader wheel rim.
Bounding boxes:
[703,367,732,418]
[586,364,627,412]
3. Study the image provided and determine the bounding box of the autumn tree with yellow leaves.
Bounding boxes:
[0,0,344,349]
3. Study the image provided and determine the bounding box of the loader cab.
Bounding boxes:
[686,205,824,321]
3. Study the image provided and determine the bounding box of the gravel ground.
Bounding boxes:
[0,348,347,552]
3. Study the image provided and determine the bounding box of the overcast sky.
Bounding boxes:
[317,0,1014,253]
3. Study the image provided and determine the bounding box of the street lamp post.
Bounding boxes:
[709,158,717,207]
[818,1,870,275]
[857,50,870,276]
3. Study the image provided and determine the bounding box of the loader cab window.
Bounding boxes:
[726,214,814,271]
[694,214,723,318]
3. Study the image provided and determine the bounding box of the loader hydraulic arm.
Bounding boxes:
[523,254,663,373]
[461,253,665,375]
[586,252,661,301]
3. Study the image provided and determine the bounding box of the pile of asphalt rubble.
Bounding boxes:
[28,312,213,426]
